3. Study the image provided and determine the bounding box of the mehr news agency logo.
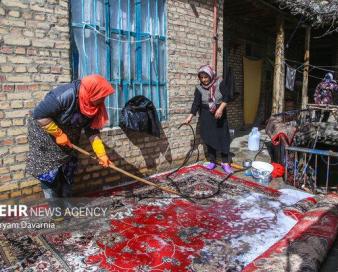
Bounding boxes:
[0,204,108,230]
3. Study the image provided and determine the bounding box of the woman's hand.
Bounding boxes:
[55,132,73,148]
[214,102,227,119]
[40,119,73,148]
[214,108,223,119]
[185,114,193,124]
[90,135,112,167]
[98,154,113,168]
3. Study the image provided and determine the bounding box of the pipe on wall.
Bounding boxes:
[212,0,218,73]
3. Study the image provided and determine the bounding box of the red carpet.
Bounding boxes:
[0,165,337,271]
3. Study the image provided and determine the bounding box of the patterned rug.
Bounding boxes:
[244,193,338,272]
[0,165,337,272]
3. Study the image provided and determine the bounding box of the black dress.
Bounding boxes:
[190,80,230,154]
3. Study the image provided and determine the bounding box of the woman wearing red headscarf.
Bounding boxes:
[26,74,114,221]
[185,65,233,174]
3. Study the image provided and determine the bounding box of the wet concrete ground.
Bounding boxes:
[224,129,287,190]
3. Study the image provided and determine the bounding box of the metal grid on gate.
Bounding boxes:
[285,146,338,194]
[70,0,168,127]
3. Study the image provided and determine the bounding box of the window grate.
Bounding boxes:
[70,0,168,127]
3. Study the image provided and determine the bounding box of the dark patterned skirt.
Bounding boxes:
[25,118,79,185]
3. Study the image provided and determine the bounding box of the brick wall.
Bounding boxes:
[224,19,276,129]
[0,0,224,200]
[223,17,304,128]
[227,42,245,129]
[0,0,71,201]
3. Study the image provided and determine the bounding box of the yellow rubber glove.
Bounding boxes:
[91,138,112,167]
[42,121,73,147]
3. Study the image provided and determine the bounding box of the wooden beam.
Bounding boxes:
[255,0,298,23]
[272,16,285,114]
[302,26,311,109]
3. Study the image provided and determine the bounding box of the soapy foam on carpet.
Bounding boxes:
[0,164,337,272]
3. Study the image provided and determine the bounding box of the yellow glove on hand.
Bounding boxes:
[91,138,111,167]
[42,121,72,147]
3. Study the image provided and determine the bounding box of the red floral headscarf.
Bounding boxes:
[79,74,114,129]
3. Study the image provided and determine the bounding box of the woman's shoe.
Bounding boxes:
[221,163,234,174]
[205,162,216,170]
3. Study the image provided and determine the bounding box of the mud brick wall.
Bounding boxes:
[0,0,225,200]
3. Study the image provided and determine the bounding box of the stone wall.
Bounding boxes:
[0,0,224,200]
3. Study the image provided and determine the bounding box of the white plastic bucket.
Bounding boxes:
[251,161,274,180]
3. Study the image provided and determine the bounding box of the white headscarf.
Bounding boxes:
[324,72,335,83]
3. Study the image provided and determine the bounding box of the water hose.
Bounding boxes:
[164,123,246,200]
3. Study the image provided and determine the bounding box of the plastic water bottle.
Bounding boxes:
[248,127,260,151]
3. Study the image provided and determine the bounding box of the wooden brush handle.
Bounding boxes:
[231,163,245,170]
[72,144,181,196]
